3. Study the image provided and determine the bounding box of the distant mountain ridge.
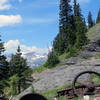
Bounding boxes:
[23,52,47,68]
[6,52,47,68]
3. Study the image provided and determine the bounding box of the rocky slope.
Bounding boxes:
[32,59,100,91]
[13,59,100,100]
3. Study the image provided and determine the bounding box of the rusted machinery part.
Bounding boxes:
[72,71,100,97]
[56,87,75,99]
[56,85,88,99]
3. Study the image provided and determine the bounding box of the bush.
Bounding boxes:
[33,64,47,73]
[45,51,59,68]
[66,47,79,59]
[4,75,19,96]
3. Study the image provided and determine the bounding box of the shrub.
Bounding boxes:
[45,51,59,68]
[66,47,79,59]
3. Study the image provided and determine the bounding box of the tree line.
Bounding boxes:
[0,36,33,97]
[45,0,100,68]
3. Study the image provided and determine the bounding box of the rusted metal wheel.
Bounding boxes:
[72,71,100,97]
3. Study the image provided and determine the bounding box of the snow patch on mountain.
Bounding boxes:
[22,52,47,68]
[6,52,47,69]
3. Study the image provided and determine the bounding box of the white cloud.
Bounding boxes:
[4,40,48,54]
[21,45,47,54]
[0,15,22,27]
[0,0,11,10]
[4,40,20,54]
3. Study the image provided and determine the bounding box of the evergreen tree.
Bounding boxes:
[74,0,78,16]
[66,14,76,51]
[88,11,94,28]
[73,1,87,49]
[46,50,59,68]
[53,0,73,54]
[53,33,65,54]
[9,54,15,76]
[96,9,100,24]
[8,75,19,96]
[0,35,9,94]
[9,46,32,94]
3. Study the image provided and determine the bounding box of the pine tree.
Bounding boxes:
[53,33,65,54]
[8,75,19,96]
[9,46,32,94]
[9,54,15,76]
[0,35,9,94]
[53,0,73,54]
[88,11,94,28]
[46,50,59,68]
[73,1,87,49]
[96,9,100,24]
[74,0,78,16]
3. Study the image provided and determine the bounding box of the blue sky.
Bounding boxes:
[0,0,100,54]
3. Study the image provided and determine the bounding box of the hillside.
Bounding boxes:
[12,23,100,100]
[87,23,100,42]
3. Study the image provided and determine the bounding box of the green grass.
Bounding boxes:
[33,64,48,73]
[94,53,100,59]
[87,23,100,41]
[59,53,67,60]
[66,52,78,59]
[92,74,100,83]
[66,48,79,59]
[35,78,41,82]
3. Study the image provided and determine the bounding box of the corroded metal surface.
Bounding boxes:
[55,71,100,99]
